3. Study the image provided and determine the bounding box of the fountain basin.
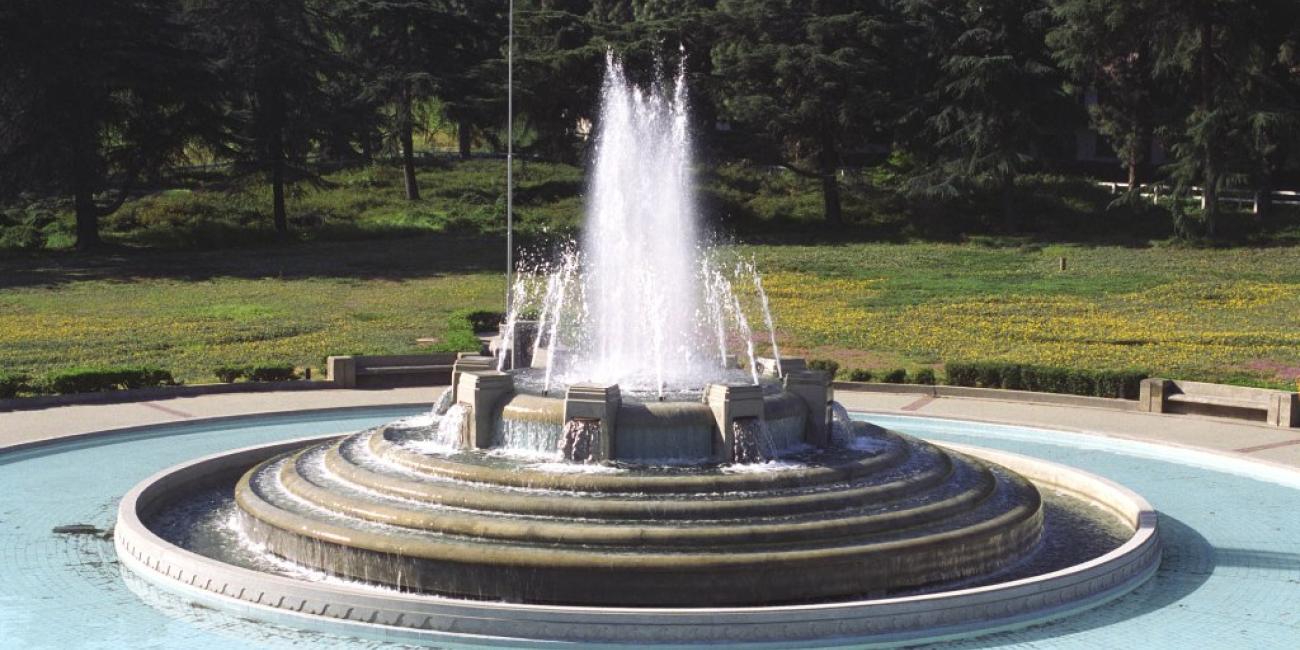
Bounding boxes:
[115,433,1158,645]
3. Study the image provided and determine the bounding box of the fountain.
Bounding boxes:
[113,54,1160,645]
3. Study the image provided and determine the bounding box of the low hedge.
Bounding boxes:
[808,359,841,378]
[248,364,298,382]
[430,309,490,353]
[944,361,1147,399]
[0,372,30,399]
[881,369,908,384]
[465,310,505,333]
[214,366,247,383]
[213,364,299,383]
[40,366,176,394]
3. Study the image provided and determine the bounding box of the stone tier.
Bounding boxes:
[233,423,1045,606]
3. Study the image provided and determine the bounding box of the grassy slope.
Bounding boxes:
[3,238,1299,388]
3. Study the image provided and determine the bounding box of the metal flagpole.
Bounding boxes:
[505,0,514,314]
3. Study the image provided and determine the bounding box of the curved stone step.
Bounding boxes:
[370,425,910,494]
[325,439,957,520]
[236,456,1044,605]
[276,446,999,548]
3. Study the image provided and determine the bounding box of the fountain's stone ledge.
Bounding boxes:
[115,436,1160,645]
[445,354,834,465]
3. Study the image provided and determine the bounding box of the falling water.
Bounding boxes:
[750,264,783,375]
[731,417,778,464]
[559,418,601,463]
[497,53,780,393]
[433,404,468,449]
[431,387,454,416]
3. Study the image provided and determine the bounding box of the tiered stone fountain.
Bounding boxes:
[114,54,1159,646]
[233,355,1045,606]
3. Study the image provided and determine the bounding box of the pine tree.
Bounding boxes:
[910,0,1072,226]
[0,0,216,250]
[192,0,333,234]
[713,0,904,225]
[333,1,475,201]
[1048,0,1170,198]
[1146,0,1266,236]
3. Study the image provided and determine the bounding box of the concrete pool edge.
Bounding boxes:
[113,432,1160,647]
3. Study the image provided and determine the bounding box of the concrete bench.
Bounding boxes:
[1139,378,1298,427]
[328,353,458,388]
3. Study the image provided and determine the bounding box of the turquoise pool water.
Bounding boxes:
[0,407,1296,648]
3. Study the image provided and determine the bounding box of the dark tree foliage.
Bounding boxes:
[713,0,905,224]
[512,1,607,162]
[1145,0,1269,236]
[191,0,334,234]
[437,3,509,159]
[1048,0,1171,197]
[1242,5,1300,222]
[909,0,1075,227]
[332,1,477,200]
[0,0,215,250]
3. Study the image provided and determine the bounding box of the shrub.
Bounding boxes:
[0,372,30,399]
[808,359,840,378]
[847,368,873,382]
[40,366,175,394]
[465,310,505,332]
[882,369,908,383]
[248,365,298,382]
[944,361,1148,399]
[213,366,248,383]
[431,309,488,353]
[913,368,937,385]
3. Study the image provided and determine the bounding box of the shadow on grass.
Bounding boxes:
[0,234,512,289]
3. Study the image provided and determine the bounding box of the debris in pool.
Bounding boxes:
[53,523,111,540]
[52,525,103,535]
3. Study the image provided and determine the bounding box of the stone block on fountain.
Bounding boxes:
[757,357,806,378]
[562,384,621,461]
[785,370,833,448]
[456,370,514,449]
[452,354,494,403]
[705,383,766,463]
[496,321,538,370]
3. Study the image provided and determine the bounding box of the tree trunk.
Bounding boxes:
[1126,128,1140,192]
[70,123,102,250]
[1000,176,1016,226]
[1199,18,1218,236]
[401,90,420,201]
[73,186,102,252]
[818,135,842,226]
[360,129,375,164]
[458,120,473,159]
[269,127,287,234]
[1255,172,1273,220]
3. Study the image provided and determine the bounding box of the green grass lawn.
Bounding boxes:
[3,237,1299,390]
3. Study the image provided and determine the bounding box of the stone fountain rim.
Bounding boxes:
[114,432,1160,646]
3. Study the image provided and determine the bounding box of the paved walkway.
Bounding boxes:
[3,386,1299,469]
[0,387,434,449]
[836,390,1300,468]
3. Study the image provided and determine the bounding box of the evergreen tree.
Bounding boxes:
[333,1,473,200]
[0,0,216,250]
[1048,0,1170,197]
[1146,0,1264,236]
[437,2,508,160]
[513,1,607,162]
[910,0,1072,226]
[1237,2,1300,221]
[192,0,332,234]
[713,0,904,224]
